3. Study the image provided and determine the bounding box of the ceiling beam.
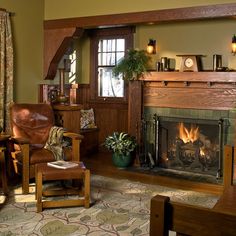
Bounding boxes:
[44,3,236,30]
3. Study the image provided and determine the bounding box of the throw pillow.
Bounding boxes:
[80,108,97,129]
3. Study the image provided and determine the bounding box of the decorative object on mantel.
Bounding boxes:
[104,132,137,168]
[56,68,68,104]
[213,54,222,71]
[112,49,151,81]
[177,54,203,72]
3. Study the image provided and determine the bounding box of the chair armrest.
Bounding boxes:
[63,132,83,161]
[63,132,84,140]
[10,137,30,144]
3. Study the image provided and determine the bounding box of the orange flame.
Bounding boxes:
[179,123,199,143]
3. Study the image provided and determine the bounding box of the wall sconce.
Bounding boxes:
[147,39,156,54]
[232,34,236,55]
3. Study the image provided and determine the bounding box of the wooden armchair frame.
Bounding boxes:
[11,132,83,194]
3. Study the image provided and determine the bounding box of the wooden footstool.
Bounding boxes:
[35,162,90,212]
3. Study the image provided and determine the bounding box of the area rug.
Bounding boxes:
[0,175,219,236]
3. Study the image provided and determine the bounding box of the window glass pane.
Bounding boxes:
[102,40,107,52]
[117,39,125,51]
[98,67,124,97]
[116,52,125,63]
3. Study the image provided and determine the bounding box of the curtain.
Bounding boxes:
[0,10,13,133]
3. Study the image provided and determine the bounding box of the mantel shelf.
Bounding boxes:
[142,71,236,83]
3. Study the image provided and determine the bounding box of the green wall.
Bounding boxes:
[0,0,44,103]
[135,20,236,71]
[0,1,236,102]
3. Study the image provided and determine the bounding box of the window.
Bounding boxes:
[90,27,134,102]
[98,38,125,97]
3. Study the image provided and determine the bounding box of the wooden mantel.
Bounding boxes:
[143,71,236,83]
[141,71,236,111]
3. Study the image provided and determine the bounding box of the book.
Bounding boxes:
[47,160,85,169]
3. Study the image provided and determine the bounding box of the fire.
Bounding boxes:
[178,123,199,143]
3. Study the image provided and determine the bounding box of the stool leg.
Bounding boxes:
[35,165,38,200]
[36,172,43,212]
[84,170,90,208]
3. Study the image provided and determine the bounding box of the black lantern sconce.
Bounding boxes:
[232,34,236,55]
[147,39,156,54]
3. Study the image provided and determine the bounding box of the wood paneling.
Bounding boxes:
[53,104,83,132]
[91,103,128,145]
[44,3,236,29]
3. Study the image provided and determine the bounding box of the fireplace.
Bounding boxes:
[139,108,231,182]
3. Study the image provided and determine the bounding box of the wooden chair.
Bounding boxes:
[150,145,236,236]
[9,103,83,194]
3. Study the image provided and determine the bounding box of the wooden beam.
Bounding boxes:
[44,27,84,80]
[44,3,236,29]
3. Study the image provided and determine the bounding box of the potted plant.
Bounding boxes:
[112,49,151,81]
[104,132,137,168]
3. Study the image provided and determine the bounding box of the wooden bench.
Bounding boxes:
[150,145,236,236]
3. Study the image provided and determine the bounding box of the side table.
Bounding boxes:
[0,134,10,195]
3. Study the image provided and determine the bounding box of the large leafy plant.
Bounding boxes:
[104,132,137,156]
[113,49,151,81]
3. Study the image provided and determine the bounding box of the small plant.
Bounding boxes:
[112,49,151,81]
[104,132,137,156]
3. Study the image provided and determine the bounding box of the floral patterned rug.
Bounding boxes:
[0,175,219,236]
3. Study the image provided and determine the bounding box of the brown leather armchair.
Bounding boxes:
[9,103,83,194]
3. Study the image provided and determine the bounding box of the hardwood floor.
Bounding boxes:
[81,150,224,195]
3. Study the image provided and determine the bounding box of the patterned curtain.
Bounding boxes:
[0,10,13,133]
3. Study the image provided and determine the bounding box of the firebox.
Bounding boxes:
[140,114,230,180]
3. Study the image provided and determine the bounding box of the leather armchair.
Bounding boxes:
[9,103,83,194]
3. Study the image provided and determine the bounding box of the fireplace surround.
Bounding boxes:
[137,71,236,184]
